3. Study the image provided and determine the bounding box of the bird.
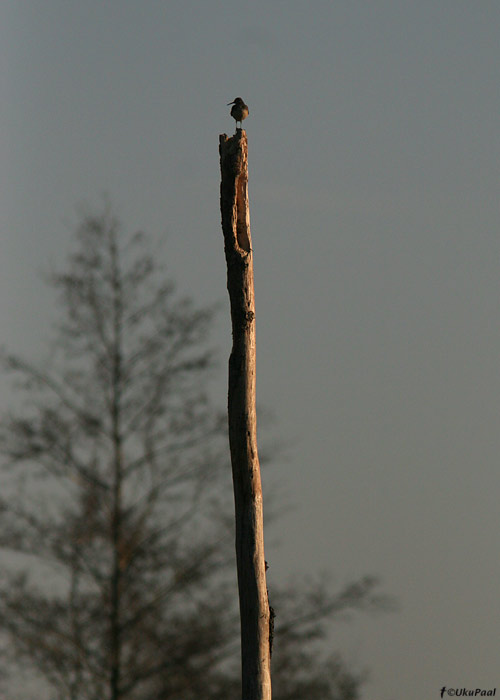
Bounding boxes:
[227,97,249,130]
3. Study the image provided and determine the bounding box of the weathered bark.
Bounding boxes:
[219,130,271,700]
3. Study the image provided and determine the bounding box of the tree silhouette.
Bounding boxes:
[0,205,387,700]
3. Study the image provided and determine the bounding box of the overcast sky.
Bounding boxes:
[1,2,500,698]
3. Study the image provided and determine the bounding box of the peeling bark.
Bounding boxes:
[219,130,271,700]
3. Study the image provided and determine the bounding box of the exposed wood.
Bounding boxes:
[219,129,271,700]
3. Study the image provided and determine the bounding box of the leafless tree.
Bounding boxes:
[0,205,388,700]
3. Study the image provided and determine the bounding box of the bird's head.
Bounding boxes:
[227,97,244,106]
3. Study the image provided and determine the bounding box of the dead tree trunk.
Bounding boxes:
[219,130,272,700]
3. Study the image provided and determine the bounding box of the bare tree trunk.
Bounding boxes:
[219,130,272,700]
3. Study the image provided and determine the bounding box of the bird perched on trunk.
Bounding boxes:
[228,97,249,130]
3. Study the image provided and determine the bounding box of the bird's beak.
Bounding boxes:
[227,101,235,105]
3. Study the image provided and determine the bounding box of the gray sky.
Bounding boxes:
[1,2,500,698]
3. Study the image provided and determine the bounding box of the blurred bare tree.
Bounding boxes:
[0,205,388,700]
